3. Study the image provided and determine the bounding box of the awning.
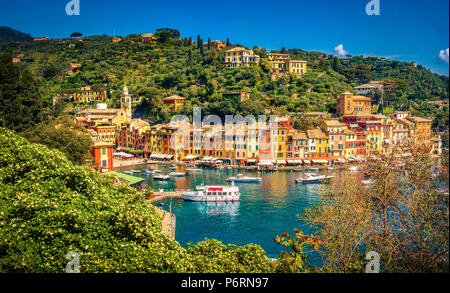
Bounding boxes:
[312,160,328,164]
[287,160,295,164]
[294,160,303,164]
[258,161,274,166]
[184,155,198,160]
[336,158,346,162]
[247,159,257,163]
[303,160,311,164]
[276,160,287,164]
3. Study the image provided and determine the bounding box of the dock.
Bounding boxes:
[148,192,183,204]
[153,206,176,239]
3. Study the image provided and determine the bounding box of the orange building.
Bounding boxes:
[163,95,186,111]
[336,92,372,117]
[91,140,114,172]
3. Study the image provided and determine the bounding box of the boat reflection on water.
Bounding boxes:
[196,201,240,217]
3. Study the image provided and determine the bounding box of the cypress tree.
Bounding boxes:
[0,53,42,132]
[207,37,211,50]
[226,38,230,47]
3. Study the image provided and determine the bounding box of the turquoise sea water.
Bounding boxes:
[118,164,343,263]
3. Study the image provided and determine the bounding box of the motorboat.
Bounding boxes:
[295,173,333,184]
[227,174,262,183]
[186,168,202,172]
[154,175,171,181]
[131,170,141,173]
[170,164,178,170]
[169,172,186,177]
[361,179,375,187]
[181,183,240,202]
[123,171,133,175]
[349,166,361,172]
[309,167,319,172]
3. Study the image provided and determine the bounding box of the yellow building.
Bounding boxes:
[336,92,372,117]
[224,47,260,68]
[72,86,107,103]
[163,95,186,111]
[141,33,156,44]
[268,53,307,76]
[397,116,432,151]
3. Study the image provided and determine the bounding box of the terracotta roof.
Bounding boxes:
[163,95,186,101]
[307,129,328,139]
[325,120,346,127]
[407,116,432,123]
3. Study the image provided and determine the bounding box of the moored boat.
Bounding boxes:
[181,183,240,202]
[349,166,361,172]
[169,172,186,177]
[154,175,171,181]
[295,173,333,184]
[227,174,262,183]
[186,168,202,172]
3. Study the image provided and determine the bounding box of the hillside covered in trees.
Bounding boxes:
[0,27,448,131]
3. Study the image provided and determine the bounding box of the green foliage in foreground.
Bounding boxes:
[0,128,273,273]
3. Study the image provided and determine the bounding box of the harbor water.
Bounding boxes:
[118,164,344,264]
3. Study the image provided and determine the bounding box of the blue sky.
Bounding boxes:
[0,0,448,75]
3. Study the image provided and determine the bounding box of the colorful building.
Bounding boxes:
[268,53,307,76]
[91,140,114,172]
[337,92,372,117]
[163,95,186,111]
[71,86,107,103]
[224,47,260,68]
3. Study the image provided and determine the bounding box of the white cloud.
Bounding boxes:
[334,44,348,57]
[439,48,449,64]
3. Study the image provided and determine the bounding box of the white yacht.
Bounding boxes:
[169,172,186,177]
[227,174,262,183]
[295,173,333,184]
[154,175,171,181]
[349,166,361,172]
[181,183,240,202]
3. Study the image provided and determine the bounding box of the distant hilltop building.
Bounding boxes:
[33,37,50,41]
[112,37,121,43]
[354,81,384,96]
[204,40,226,50]
[268,53,307,76]
[224,47,260,68]
[393,111,410,120]
[336,92,372,117]
[163,95,186,111]
[141,33,156,44]
[70,86,107,103]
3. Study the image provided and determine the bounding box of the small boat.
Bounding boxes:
[123,171,133,175]
[309,168,319,172]
[293,168,305,172]
[170,164,178,170]
[327,167,334,171]
[227,167,233,170]
[169,172,186,177]
[150,169,162,173]
[131,170,141,173]
[159,202,166,207]
[181,183,240,202]
[227,174,262,183]
[142,169,149,172]
[186,168,202,172]
[295,173,333,184]
[361,179,374,186]
[349,166,361,172]
[143,170,156,175]
[154,175,171,181]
